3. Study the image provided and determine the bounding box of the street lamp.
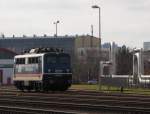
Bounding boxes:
[92,5,101,91]
[92,5,101,39]
[53,20,60,37]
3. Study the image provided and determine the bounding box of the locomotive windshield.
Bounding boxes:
[46,56,57,64]
[45,55,70,64]
[59,56,70,64]
[44,53,71,73]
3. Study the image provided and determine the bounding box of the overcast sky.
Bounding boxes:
[0,0,149,47]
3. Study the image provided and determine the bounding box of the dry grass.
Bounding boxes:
[71,84,150,95]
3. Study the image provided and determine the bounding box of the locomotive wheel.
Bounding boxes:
[24,86,31,92]
[34,83,40,92]
[59,87,68,91]
[58,85,69,91]
[18,87,24,92]
[43,83,49,92]
[43,86,48,92]
[15,81,24,92]
[48,84,56,91]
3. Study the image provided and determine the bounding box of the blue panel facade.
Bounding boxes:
[0,37,75,56]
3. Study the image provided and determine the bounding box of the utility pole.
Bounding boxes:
[53,20,60,37]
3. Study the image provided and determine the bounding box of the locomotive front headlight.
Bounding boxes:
[66,69,70,73]
[48,69,51,72]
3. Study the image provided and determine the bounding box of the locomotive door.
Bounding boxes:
[0,70,3,85]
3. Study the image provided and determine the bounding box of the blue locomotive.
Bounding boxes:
[13,48,72,91]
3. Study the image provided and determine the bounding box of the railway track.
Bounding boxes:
[1,85,150,97]
[0,85,150,93]
[0,105,75,114]
[0,86,150,114]
[1,85,150,98]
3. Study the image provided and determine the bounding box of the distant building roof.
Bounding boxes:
[0,35,95,40]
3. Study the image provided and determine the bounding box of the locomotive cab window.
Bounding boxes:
[59,56,70,64]
[16,58,25,64]
[46,56,57,64]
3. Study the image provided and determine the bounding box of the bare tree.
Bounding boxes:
[115,45,133,75]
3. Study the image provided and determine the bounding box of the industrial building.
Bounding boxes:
[0,35,100,56]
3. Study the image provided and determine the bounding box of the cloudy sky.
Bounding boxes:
[0,0,149,47]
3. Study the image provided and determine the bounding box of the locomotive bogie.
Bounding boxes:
[14,75,71,91]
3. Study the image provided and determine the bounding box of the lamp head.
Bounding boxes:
[92,5,100,9]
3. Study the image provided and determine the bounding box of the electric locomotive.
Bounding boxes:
[13,48,72,91]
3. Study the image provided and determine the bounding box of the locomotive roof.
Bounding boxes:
[15,52,68,58]
[15,53,45,58]
[15,48,67,58]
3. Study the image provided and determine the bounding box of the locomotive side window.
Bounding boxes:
[28,57,40,64]
[15,56,42,73]
[16,58,25,64]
